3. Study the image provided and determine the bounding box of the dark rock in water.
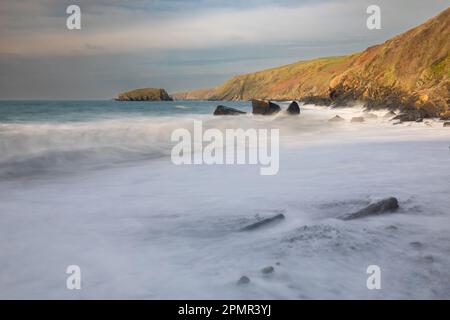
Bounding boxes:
[351,117,365,123]
[241,214,285,231]
[237,276,250,285]
[340,197,399,220]
[261,266,274,274]
[287,101,300,114]
[213,105,246,116]
[386,225,398,230]
[415,118,423,122]
[328,115,345,122]
[252,100,281,115]
[444,122,450,127]
[383,111,397,118]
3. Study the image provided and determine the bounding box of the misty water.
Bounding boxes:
[0,100,449,298]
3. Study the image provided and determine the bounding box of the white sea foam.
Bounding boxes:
[0,104,449,298]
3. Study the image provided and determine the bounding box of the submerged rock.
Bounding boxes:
[261,266,274,274]
[287,101,300,114]
[328,115,345,122]
[241,213,285,231]
[252,100,281,115]
[213,105,246,115]
[237,276,250,285]
[444,122,450,127]
[340,197,399,220]
[351,117,365,123]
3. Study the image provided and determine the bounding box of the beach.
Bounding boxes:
[0,101,449,298]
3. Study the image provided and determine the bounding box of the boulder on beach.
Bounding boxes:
[444,122,450,127]
[252,100,281,115]
[287,101,300,115]
[351,117,365,123]
[213,105,246,116]
[241,213,285,231]
[328,115,345,122]
[340,197,399,220]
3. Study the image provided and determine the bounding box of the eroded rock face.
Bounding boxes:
[287,101,300,114]
[252,100,281,115]
[213,105,246,115]
[340,197,399,220]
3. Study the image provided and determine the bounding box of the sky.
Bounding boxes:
[0,0,448,99]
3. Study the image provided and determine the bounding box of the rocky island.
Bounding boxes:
[116,88,173,101]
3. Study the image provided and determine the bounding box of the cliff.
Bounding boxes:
[177,8,450,116]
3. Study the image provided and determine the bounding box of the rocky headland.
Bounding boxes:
[173,8,450,121]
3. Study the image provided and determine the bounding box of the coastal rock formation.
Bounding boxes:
[241,213,285,231]
[340,197,399,220]
[252,100,281,115]
[177,8,450,117]
[213,105,246,115]
[116,88,173,101]
[287,101,300,114]
[328,115,345,122]
[444,122,450,127]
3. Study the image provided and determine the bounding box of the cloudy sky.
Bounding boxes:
[0,0,448,99]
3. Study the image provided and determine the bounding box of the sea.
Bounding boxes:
[0,100,449,299]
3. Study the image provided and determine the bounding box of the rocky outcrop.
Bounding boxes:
[213,105,246,115]
[287,101,300,114]
[177,8,450,117]
[116,88,173,101]
[340,197,399,220]
[444,122,450,127]
[252,100,281,115]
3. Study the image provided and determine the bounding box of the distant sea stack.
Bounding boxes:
[175,8,450,118]
[116,88,173,101]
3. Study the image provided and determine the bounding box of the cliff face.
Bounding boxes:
[179,8,450,116]
[116,88,173,101]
